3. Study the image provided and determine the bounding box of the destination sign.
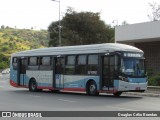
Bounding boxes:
[123,52,143,58]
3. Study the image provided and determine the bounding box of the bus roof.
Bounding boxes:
[11,43,143,57]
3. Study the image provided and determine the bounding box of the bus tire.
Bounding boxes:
[29,79,38,92]
[87,81,99,96]
[113,92,122,97]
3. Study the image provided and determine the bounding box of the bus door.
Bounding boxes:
[101,55,115,89]
[53,57,65,89]
[17,58,27,86]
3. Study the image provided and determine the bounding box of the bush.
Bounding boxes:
[0,61,9,69]
[1,46,9,52]
[148,73,160,86]
[0,54,9,69]
[147,68,154,77]
[0,54,8,61]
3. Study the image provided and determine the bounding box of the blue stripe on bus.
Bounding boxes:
[37,76,100,89]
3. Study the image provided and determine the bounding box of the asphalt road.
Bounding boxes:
[0,73,160,120]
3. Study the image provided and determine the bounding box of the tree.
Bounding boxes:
[1,46,8,52]
[48,7,114,46]
[147,2,160,21]
[1,25,5,29]
[48,21,59,46]
[0,53,9,69]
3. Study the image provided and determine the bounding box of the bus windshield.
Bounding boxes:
[121,58,145,77]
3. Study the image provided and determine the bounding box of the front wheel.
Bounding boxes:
[87,81,99,96]
[113,92,122,97]
[29,79,38,92]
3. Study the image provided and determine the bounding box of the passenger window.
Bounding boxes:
[76,55,87,74]
[29,57,38,66]
[28,57,39,70]
[88,55,98,75]
[65,56,75,74]
[88,55,98,65]
[39,56,52,70]
[77,55,87,65]
[12,57,18,70]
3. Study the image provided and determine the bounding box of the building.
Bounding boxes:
[115,20,160,75]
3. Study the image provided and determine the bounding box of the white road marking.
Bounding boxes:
[58,99,77,103]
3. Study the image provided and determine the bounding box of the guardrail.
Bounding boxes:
[148,86,160,89]
[146,86,160,94]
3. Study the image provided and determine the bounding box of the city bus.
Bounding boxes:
[10,43,147,96]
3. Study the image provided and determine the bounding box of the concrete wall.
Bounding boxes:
[135,41,160,75]
[115,21,160,42]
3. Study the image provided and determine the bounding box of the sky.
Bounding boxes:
[0,0,160,30]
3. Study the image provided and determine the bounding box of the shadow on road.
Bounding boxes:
[7,89,143,100]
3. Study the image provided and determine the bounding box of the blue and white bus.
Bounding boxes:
[10,43,147,96]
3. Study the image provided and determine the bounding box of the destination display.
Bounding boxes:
[123,52,143,58]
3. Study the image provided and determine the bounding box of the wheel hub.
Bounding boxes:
[90,84,95,92]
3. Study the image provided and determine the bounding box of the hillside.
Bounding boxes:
[0,27,49,69]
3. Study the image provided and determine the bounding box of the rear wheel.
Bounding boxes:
[29,79,38,92]
[87,81,99,96]
[113,92,122,97]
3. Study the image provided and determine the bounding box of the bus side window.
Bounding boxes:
[39,56,51,70]
[12,57,18,70]
[65,56,75,74]
[28,57,39,70]
[76,55,87,75]
[87,55,98,75]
